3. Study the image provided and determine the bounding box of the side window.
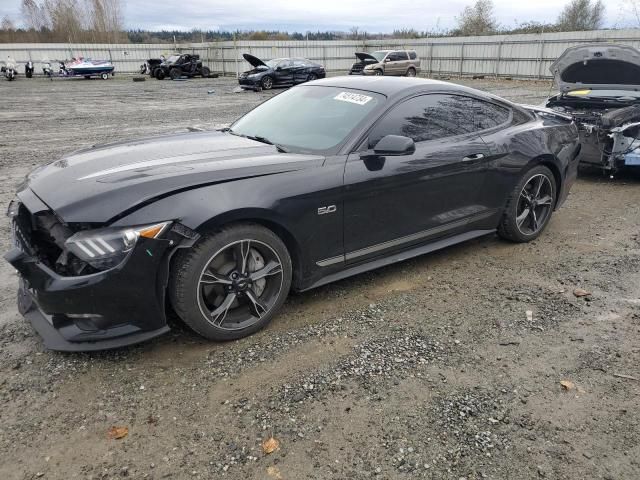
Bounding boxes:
[396,51,409,60]
[408,51,417,60]
[387,52,400,62]
[368,94,480,148]
[473,99,511,130]
[292,60,305,67]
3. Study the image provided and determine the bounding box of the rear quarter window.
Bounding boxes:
[408,51,417,60]
[473,100,511,130]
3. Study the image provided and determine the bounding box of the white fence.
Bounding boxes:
[2,28,640,79]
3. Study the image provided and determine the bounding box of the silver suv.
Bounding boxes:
[349,50,421,77]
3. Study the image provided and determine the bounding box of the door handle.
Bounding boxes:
[462,153,485,162]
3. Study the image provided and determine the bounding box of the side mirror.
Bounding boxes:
[373,135,415,156]
[384,58,391,63]
[276,66,282,71]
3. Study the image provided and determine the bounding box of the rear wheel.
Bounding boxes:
[261,75,273,90]
[100,73,108,80]
[169,224,292,341]
[307,73,317,82]
[170,68,182,80]
[201,66,211,78]
[498,165,556,242]
[406,67,416,77]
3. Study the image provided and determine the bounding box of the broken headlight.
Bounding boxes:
[65,222,171,270]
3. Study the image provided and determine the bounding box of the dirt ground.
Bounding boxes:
[0,76,638,480]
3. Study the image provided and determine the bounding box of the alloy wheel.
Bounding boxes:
[262,76,273,89]
[197,239,284,330]
[516,173,554,236]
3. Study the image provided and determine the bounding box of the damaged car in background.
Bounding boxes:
[546,44,640,172]
[239,54,325,90]
[6,77,579,351]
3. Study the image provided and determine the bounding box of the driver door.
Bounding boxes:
[274,60,294,85]
[343,93,492,263]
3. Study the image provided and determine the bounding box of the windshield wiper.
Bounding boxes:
[226,130,289,153]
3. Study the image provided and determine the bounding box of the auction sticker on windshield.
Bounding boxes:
[334,92,373,106]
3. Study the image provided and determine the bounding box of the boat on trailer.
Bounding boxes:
[60,58,115,79]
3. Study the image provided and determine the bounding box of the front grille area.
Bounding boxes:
[350,63,365,74]
[14,204,64,268]
[13,203,95,276]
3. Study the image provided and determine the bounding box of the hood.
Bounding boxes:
[243,53,268,68]
[20,131,324,224]
[551,44,640,93]
[354,52,378,63]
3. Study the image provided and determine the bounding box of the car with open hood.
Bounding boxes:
[349,50,420,77]
[238,54,325,90]
[6,76,580,351]
[546,43,640,172]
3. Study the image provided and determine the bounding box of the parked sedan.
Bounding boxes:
[238,54,325,90]
[5,77,580,351]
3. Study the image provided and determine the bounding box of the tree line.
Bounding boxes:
[0,0,616,44]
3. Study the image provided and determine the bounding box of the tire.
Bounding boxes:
[169,224,292,341]
[170,68,182,80]
[201,66,211,78]
[307,73,317,82]
[261,75,273,90]
[497,165,557,243]
[406,67,416,77]
[155,68,166,80]
[374,69,384,76]
[101,73,109,80]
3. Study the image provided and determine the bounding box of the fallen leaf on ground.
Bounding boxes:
[262,437,280,454]
[107,426,128,439]
[267,466,283,479]
[560,380,575,391]
[573,288,591,298]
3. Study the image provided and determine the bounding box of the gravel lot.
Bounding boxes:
[0,76,638,480]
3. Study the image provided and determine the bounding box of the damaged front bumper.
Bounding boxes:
[4,196,197,351]
[5,235,177,351]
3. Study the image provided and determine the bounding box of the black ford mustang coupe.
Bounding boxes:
[6,77,580,351]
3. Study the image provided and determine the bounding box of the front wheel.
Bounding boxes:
[155,68,166,80]
[498,165,556,242]
[374,69,384,76]
[261,75,273,90]
[169,224,292,341]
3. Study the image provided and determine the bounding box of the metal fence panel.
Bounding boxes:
[3,29,640,79]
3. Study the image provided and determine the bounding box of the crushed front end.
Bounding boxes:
[4,190,197,351]
[546,96,640,171]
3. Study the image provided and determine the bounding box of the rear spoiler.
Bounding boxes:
[520,104,574,121]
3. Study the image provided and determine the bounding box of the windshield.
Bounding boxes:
[372,51,388,61]
[230,85,384,153]
[166,55,180,63]
[265,59,281,68]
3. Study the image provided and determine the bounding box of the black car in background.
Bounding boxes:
[154,53,211,80]
[239,54,325,90]
[6,77,580,351]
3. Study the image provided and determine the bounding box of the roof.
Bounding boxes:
[308,75,476,97]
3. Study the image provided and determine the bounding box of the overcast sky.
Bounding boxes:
[0,0,632,32]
